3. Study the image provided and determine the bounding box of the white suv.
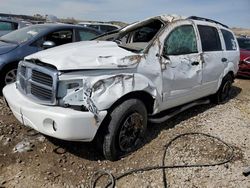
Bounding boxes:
[3,15,239,160]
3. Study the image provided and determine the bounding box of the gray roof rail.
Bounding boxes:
[188,16,229,28]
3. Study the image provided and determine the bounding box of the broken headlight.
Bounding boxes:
[57,79,84,107]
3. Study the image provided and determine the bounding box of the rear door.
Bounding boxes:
[220,28,239,72]
[197,24,225,94]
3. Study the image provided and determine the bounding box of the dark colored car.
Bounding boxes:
[0,23,101,89]
[237,37,250,77]
[0,18,31,37]
[78,22,120,34]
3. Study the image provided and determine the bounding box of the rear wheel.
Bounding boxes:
[212,74,233,104]
[103,99,147,161]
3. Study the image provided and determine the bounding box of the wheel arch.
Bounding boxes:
[108,90,155,115]
[0,61,20,87]
[0,61,19,73]
[93,90,155,146]
[216,63,236,92]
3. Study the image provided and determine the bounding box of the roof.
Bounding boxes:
[78,22,120,28]
[133,14,228,28]
[27,23,94,29]
[0,18,19,24]
[25,23,102,35]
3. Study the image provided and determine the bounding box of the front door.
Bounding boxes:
[160,23,203,110]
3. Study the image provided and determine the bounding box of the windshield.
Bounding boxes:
[96,19,164,53]
[0,25,48,44]
[237,38,250,50]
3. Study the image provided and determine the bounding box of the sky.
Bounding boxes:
[0,0,250,28]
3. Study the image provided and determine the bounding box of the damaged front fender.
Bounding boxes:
[60,73,159,117]
[90,73,158,111]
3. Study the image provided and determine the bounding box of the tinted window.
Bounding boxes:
[100,25,117,32]
[133,27,160,42]
[0,21,13,31]
[221,29,237,50]
[45,30,73,46]
[163,25,198,55]
[78,30,98,41]
[88,25,99,30]
[237,38,250,50]
[198,25,222,52]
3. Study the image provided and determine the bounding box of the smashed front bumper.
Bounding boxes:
[3,83,107,141]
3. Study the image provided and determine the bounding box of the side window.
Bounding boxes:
[133,27,159,42]
[221,29,237,51]
[78,29,98,41]
[100,25,117,32]
[30,37,44,48]
[88,25,99,30]
[45,30,73,46]
[163,25,198,56]
[198,25,222,52]
[0,21,13,31]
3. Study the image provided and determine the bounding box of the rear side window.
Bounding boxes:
[221,29,237,50]
[45,30,73,46]
[198,25,222,52]
[78,30,98,41]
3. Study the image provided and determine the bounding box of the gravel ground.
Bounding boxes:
[0,78,250,188]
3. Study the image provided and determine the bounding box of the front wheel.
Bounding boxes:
[103,99,147,161]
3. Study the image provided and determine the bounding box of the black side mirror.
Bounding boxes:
[42,41,56,49]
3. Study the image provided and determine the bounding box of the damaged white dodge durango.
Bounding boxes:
[3,15,239,160]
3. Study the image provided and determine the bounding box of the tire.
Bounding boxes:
[103,99,147,161]
[212,74,233,104]
[0,65,17,89]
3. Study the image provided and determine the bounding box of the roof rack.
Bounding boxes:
[188,16,229,28]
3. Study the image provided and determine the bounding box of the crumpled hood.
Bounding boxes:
[0,41,18,55]
[25,41,141,70]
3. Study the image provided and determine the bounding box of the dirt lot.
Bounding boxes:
[232,28,250,36]
[0,78,250,188]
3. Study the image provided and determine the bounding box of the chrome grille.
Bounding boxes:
[20,65,26,76]
[31,83,53,100]
[32,70,53,87]
[17,61,58,105]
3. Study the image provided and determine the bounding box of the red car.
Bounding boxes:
[237,37,250,77]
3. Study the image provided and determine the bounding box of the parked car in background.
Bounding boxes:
[78,22,120,34]
[3,15,239,161]
[0,23,101,89]
[0,18,31,37]
[237,37,250,77]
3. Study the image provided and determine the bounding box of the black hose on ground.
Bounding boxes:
[90,132,235,188]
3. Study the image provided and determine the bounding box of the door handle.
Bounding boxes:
[191,61,199,66]
[221,58,227,62]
